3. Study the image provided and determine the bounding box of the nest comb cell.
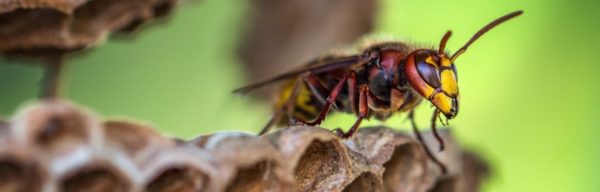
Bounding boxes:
[0,0,181,98]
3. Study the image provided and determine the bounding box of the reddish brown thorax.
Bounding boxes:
[367,50,404,96]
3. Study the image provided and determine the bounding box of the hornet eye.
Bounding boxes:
[416,61,441,88]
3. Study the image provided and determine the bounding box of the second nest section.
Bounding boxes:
[0,0,178,57]
[0,100,488,192]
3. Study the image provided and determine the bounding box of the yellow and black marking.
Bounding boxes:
[422,55,459,117]
[274,79,323,125]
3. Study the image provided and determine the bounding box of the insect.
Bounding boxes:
[234,10,523,173]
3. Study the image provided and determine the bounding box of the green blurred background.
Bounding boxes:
[1,0,598,191]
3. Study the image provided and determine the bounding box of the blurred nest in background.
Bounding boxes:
[238,0,376,96]
[0,0,179,59]
[0,0,182,98]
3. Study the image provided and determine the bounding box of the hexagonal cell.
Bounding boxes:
[102,120,175,161]
[145,165,208,192]
[141,148,214,192]
[11,101,98,156]
[59,164,132,192]
[188,132,292,191]
[0,157,45,192]
[36,115,88,153]
[224,160,288,192]
[294,139,348,191]
[343,127,414,165]
[382,143,428,192]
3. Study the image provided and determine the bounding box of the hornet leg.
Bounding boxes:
[297,72,350,126]
[431,109,446,151]
[333,85,368,138]
[408,111,448,174]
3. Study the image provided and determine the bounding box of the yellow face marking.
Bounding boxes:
[425,55,451,67]
[440,56,452,67]
[421,83,437,99]
[440,70,458,96]
[425,56,437,66]
[431,92,453,115]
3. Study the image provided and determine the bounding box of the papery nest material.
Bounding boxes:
[0,100,489,192]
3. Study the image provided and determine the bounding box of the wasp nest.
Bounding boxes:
[0,0,179,57]
[0,100,488,192]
